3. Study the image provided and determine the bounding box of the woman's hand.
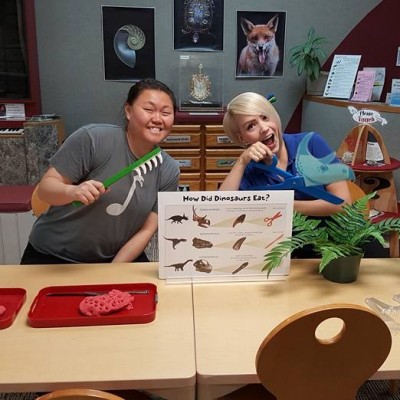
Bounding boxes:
[240,141,271,164]
[37,167,107,206]
[219,141,271,191]
[69,180,106,205]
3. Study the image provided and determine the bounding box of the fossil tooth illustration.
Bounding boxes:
[233,213,246,227]
[233,236,246,251]
[232,262,249,275]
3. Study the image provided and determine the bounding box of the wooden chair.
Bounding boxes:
[31,185,50,217]
[220,303,392,400]
[36,388,151,400]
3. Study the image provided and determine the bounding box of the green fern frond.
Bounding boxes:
[263,191,400,278]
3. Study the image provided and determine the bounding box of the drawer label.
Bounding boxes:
[217,159,235,167]
[217,136,233,144]
[163,135,191,143]
[178,160,192,168]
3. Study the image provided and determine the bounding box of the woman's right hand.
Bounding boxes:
[240,141,271,165]
[69,180,106,205]
[37,167,106,206]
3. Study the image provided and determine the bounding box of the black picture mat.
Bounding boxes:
[236,10,286,78]
[174,0,224,51]
[102,6,155,81]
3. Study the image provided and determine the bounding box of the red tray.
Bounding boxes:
[28,283,157,328]
[0,288,26,329]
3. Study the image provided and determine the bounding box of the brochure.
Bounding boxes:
[390,79,400,107]
[363,67,386,102]
[351,70,375,102]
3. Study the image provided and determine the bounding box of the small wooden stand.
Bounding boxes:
[337,124,400,257]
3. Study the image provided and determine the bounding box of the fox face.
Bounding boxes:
[240,16,279,65]
[237,15,280,76]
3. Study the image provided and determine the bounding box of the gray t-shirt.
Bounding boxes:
[29,124,180,263]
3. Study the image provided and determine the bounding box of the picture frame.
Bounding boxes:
[102,6,155,81]
[173,0,224,51]
[236,10,286,78]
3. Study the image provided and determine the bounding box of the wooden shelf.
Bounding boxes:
[304,94,400,114]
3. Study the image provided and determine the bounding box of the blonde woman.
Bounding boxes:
[220,92,351,217]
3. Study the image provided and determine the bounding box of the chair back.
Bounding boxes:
[256,303,391,400]
[36,389,125,400]
[31,185,50,217]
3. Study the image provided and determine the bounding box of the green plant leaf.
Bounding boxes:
[263,191,400,277]
[289,27,328,80]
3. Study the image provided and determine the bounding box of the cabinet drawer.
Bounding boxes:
[177,173,202,191]
[205,125,239,148]
[165,149,201,172]
[205,173,228,191]
[161,125,202,148]
[205,149,243,171]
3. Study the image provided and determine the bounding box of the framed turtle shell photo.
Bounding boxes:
[178,53,223,111]
[102,6,155,81]
[174,0,224,51]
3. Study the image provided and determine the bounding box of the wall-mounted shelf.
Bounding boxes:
[304,95,400,114]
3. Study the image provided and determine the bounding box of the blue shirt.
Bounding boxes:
[239,132,338,200]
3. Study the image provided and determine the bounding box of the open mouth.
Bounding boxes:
[262,133,276,149]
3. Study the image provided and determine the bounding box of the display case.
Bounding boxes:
[178,53,223,112]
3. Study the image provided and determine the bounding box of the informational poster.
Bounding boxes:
[158,190,294,283]
[323,55,361,99]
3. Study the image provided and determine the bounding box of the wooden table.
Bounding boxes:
[193,258,400,400]
[0,263,195,400]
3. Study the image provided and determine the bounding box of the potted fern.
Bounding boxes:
[289,27,329,95]
[263,192,400,283]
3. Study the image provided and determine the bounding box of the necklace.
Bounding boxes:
[126,130,135,153]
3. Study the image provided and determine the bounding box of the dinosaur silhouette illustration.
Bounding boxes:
[163,236,187,249]
[163,259,193,271]
[167,213,189,224]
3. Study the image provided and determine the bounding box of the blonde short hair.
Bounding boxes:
[223,92,282,147]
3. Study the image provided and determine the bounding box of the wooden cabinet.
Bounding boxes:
[161,125,202,191]
[161,123,243,190]
[204,125,243,190]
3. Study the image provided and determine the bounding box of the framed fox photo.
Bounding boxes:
[236,10,286,78]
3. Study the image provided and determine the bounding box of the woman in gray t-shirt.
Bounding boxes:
[21,79,180,264]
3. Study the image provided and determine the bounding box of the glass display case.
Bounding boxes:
[178,53,223,112]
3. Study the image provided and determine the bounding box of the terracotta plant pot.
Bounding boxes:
[321,253,363,283]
